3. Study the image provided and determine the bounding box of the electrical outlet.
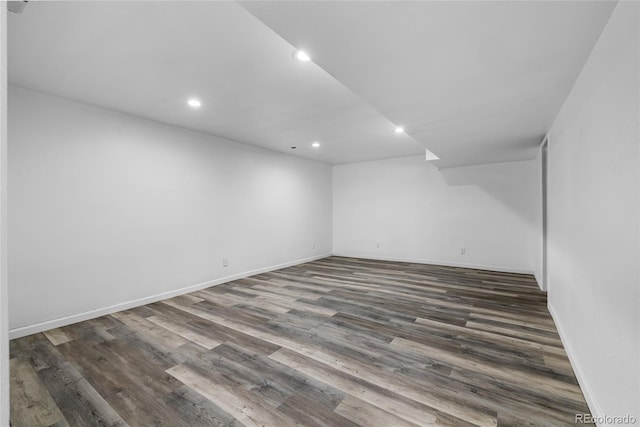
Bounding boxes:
[460,248,466,255]
[223,258,228,267]
[376,242,380,248]
[312,242,316,249]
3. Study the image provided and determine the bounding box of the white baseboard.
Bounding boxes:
[9,253,331,339]
[548,302,604,426]
[332,252,534,275]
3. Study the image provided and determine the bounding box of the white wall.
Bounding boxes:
[0,5,9,426]
[333,156,538,273]
[546,1,639,422]
[532,146,544,289]
[8,85,332,335]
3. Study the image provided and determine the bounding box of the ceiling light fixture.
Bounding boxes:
[312,142,320,148]
[293,50,311,62]
[394,126,405,134]
[187,98,202,108]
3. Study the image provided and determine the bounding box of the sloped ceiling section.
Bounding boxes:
[8,1,423,165]
[240,1,616,168]
[9,1,615,167]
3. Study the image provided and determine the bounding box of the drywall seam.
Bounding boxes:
[9,253,330,339]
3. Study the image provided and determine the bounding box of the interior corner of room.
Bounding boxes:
[0,1,638,426]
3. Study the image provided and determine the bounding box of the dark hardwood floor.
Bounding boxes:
[9,256,591,426]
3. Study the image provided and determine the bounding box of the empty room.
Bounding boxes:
[0,1,638,426]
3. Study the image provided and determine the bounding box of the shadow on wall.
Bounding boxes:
[437,159,538,227]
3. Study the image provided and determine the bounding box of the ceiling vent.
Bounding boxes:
[8,1,28,14]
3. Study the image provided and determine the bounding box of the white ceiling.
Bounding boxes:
[8,1,423,164]
[240,1,616,168]
[8,1,615,167]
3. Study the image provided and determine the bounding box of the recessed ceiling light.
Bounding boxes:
[293,50,311,62]
[312,142,320,148]
[187,98,202,108]
[394,126,405,134]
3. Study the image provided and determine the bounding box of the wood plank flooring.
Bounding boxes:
[9,256,591,426]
